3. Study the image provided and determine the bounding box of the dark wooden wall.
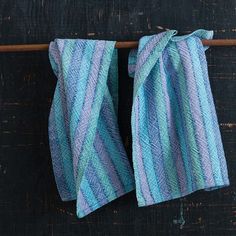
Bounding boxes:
[0,1,236,235]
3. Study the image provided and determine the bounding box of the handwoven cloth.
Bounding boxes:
[128,29,230,207]
[48,39,135,218]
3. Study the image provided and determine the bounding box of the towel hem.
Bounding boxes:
[77,182,135,218]
[137,182,230,207]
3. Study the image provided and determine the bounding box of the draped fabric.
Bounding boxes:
[48,30,230,218]
[128,29,229,206]
[48,39,135,218]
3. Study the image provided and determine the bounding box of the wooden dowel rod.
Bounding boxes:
[0,39,236,52]
[0,44,49,52]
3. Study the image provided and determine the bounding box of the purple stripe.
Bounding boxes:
[85,161,108,203]
[49,48,71,144]
[56,39,66,55]
[73,41,106,176]
[49,40,64,74]
[144,74,172,199]
[128,64,136,76]
[165,46,196,190]
[94,131,125,193]
[136,33,165,72]
[195,39,229,184]
[65,41,87,117]
[100,96,133,177]
[159,56,189,194]
[77,189,92,215]
[178,40,215,186]
[48,104,73,200]
[134,98,154,204]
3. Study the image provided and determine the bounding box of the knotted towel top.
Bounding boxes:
[48,39,135,218]
[128,29,229,206]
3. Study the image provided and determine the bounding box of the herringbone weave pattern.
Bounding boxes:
[128,29,230,206]
[48,30,230,219]
[48,39,135,218]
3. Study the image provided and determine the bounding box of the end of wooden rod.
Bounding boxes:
[0,44,49,52]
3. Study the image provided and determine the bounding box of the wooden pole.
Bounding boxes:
[0,39,235,52]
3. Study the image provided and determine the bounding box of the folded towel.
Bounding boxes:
[48,39,135,218]
[128,29,230,207]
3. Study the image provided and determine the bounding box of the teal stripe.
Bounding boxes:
[138,88,163,202]
[76,42,116,190]
[53,86,76,195]
[196,40,229,184]
[97,116,133,191]
[153,61,181,196]
[107,49,119,114]
[69,42,96,142]
[100,87,133,186]
[165,66,193,192]
[90,146,118,200]
[131,112,146,205]
[134,31,175,98]
[80,177,100,211]
[170,43,205,188]
[187,38,224,185]
[61,40,77,81]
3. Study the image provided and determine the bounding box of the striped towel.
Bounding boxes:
[48,39,135,218]
[128,29,230,206]
[48,30,230,218]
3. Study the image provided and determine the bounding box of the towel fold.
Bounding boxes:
[48,39,135,218]
[48,30,230,218]
[128,29,230,206]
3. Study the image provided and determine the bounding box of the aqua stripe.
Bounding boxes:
[134,31,176,98]
[61,40,77,81]
[138,88,163,202]
[131,111,146,205]
[48,107,72,200]
[91,147,118,200]
[170,42,205,188]
[76,42,116,190]
[107,49,119,115]
[163,52,193,192]
[97,116,133,191]
[131,103,153,205]
[195,40,229,184]
[153,59,181,196]
[180,39,215,187]
[188,38,224,185]
[100,91,134,179]
[53,86,76,195]
[69,42,96,142]
[65,41,87,118]
[80,177,100,212]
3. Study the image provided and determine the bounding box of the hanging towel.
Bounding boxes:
[128,29,230,207]
[48,39,135,218]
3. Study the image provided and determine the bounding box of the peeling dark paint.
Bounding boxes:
[0,0,236,235]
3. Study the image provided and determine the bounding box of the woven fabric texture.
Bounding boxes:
[48,39,135,218]
[128,29,230,206]
[48,30,230,218]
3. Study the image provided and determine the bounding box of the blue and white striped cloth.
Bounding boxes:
[48,30,230,218]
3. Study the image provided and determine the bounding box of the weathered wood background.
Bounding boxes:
[0,1,236,235]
